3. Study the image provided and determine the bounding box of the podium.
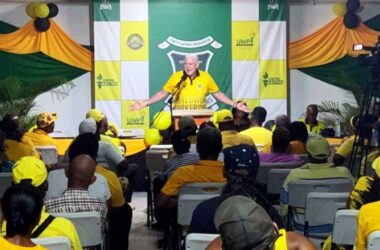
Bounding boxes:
[172,109,214,128]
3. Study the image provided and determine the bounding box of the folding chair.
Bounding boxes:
[331,209,358,248]
[185,233,219,250]
[0,172,12,199]
[367,231,380,250]
[35,146,58,165]
[267,168,292,195]
[256,161,303,186]
[304,192,349,238]
[32,236,71,250]
[51,211,102,249]
[145,149,169,227]
[287,178,353,231]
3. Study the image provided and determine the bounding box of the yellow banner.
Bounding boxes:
[232,21,259,60]
[259,60,287,99]
[122,100,150,129]
[121,21,149,61]
[95,61,121,100]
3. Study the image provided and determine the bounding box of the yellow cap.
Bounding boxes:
[86,109,105,123]
[212,109,233,127]
[372,157,380,178]
[37,112,57,128]
[12,156,47,187]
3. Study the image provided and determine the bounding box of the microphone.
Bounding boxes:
[175,73,188,89]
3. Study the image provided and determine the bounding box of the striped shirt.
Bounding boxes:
[164,153,200,177]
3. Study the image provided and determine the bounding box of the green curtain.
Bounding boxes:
[0,21,90,101]
[298,15,380,102]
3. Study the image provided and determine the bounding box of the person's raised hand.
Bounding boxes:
[128,100,146,111]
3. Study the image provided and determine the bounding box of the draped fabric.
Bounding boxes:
[0,20,92,71]
[289,17,380,69]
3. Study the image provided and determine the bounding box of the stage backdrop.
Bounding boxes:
[94,0,288,131]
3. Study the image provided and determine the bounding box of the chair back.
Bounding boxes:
[332,209,358,246]
[178,182,225,196]
[0,172,12,199]
[51,211,102,248]
[185,233,219,250]
[267,168,292,195]
[256,161,303,185]
[368,231,380,250]
[145,149,169,172]
[35,146,58,165]
[32,236,71,250]
[288,178,353,208]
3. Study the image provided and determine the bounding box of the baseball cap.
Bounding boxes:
[306,135,331,160]
[79,118,97,135]
[178,116,197,135]
[372,157,380,178]
[223,144,260,177]
[12,156,47,187]
[212,109,233,127]
[214,195,275,250]
[86,109,105,123]
[37,112,57,128]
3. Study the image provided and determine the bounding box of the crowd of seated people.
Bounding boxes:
[2,103,380,250]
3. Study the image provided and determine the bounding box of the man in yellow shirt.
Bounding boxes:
[128,54,249,112]
[300,104,325,134]
[25,112,57,147]
[240,106,273,147]
[2,156,82,250]
[356,200,380,250]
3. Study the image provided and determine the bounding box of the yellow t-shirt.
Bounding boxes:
[24,129,57,147]
[240,127,273,146]
[221,130,255,149]
[163,70,219,110]
[161,160,226,196]
[95,166,125,207]
[2,208,82,250]
[0,238,46,250]
[299,118,325,134]
[274,229,288,250]
[356,201,380,250]
[335,136,355,158]
[4,136,39,161]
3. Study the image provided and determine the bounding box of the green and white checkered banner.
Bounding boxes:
[94,0,288,130]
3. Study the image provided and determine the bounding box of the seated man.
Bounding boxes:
[188,144,283,234]
[207,196,316,250]
[1,156,82,250]
[259,127,303,163]
[280,135,353,232]
[24,112,57,147]
[333,115,359,166]
[300,104,325,135]
[240,106,272,146]
[213,109,254,149]
[155,126,225,209]
[355,200,380,250]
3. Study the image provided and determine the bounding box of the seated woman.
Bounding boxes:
[0,183,46,249]
[289,121,308,154]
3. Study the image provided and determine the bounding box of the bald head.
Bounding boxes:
[67,154,96,189]
[275,114,290,129]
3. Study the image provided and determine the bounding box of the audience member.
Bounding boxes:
[262,114,291,153]
[300,104,325,134]
[231,101,250,132]
[280,136,353,233]
[240,106,272,146]
[355,200,380,250]
[259,127,302,163]
[24,112,57,147]
[213,109,254,149]
[264,119,276,132]
[333,115,359,166]
[188,144,282,234]
[207,196,316,250]
[1,156,82,250]
[289,121,308,154]
[0,184,46,250]
[178,116,197,143]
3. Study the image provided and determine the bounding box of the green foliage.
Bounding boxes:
[318,100,360,136]
[0,77,37,132]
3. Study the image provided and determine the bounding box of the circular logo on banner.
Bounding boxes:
[127,34,144,50]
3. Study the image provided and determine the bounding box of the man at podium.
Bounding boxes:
[128,54,249,113]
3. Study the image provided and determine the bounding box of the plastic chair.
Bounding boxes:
[267,168,292,195]
[32,236,71,250]
[367,231,380,250]
[51,211,102,249]
[331,209,358,247]
[185,233,219,250]
[256,161,303,185]
[35,146,58,165]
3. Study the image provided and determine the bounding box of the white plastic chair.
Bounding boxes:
[367,231,380,250]
[185,233,219,250]
[32,236,71,250]
[51,211,102,249]
[332,209,358,247]
[35,146,58,165]
[0,172,12,199]
[267,168,292,195]
[256,161,304,185]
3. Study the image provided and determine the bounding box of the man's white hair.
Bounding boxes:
[184,54,199,63]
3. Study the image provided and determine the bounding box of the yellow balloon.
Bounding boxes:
[153,111,172,130]
[35,3,50,18]
[26,3,39,18]
[144,128,162,146]
[332,2,347,17]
